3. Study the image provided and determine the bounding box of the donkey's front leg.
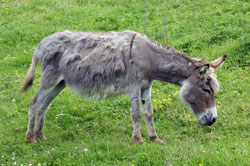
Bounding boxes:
[141,87,164,144]
[129,89,145,144]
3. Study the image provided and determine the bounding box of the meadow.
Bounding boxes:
[0,0,250,165]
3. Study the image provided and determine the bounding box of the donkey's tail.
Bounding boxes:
[20,52,39,93]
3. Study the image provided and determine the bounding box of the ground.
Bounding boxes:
[0,0,249,165]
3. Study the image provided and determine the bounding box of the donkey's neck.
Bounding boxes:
[146,43,196,86]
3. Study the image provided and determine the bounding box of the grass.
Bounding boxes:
[0,0,250,165]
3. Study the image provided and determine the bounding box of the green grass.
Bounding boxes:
[0,0,250,165]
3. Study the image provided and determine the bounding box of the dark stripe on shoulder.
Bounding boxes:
[129,33,137,58]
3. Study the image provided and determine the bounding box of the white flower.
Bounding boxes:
[14,162,17,165]
[83,148,88,153]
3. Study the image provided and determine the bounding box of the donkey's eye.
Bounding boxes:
[202,88,210,94]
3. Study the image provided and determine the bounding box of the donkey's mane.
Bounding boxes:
[138,33,207,67]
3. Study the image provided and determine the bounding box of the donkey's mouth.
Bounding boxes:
[198,107,217,126]
[198,116,217,126]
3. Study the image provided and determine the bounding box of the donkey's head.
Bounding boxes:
[180,55,227,126]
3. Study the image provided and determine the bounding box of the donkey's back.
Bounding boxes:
[22,30,141,99]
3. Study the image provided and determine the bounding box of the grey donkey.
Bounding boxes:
[21,30,227,144]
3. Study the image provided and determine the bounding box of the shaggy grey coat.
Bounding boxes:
[21,30,227,144]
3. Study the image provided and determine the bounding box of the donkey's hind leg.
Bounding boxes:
[35,80,65,141]
[26,81,65,143]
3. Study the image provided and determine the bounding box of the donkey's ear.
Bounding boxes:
[210,54,228,69]
[197,64,210,77]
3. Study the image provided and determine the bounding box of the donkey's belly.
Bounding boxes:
[69,83,127,100]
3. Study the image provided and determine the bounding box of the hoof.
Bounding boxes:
[28,138,37,144]
[26,136,37,144]
[153,138,164,144]
[39,136,47,141]
[26,132,37,144]
[150,136,164,145]
[36,132,47,141]
[133,135,146,145]
[133,139,146,145]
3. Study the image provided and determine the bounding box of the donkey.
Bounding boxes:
[21,30,227,144]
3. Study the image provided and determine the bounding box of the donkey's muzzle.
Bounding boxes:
[198,116,215,126]
[198,116,216,126]
[198,107,217,126]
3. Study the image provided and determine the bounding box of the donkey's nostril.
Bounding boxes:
[212,117,217,123]
[207,117,217,126]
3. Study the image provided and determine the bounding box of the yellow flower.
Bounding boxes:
[234,122,237,125]
[176,90,179,94]
[153,100,156,103]
[78,104,81,107]
[73,107,77,110]
[203,150,206,153]
[152,90,155,93]
[188,114,191,118]
[163,99,166,102]
[56,117,58,119]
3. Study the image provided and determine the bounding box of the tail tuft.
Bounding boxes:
[20,54,38,93]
